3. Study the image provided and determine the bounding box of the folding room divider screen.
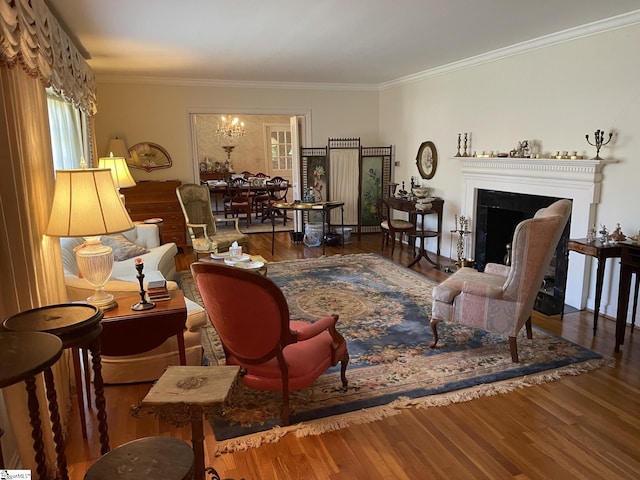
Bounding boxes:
[300,138,392,238]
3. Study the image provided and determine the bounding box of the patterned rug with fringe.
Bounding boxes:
[177,253,604,455]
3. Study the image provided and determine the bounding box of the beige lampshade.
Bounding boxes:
[98,155,136,189]
[107,137,130,159]
[46,169,135,237]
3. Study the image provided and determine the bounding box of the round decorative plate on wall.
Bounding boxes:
[416,141,437,179]
[127,142,172,171]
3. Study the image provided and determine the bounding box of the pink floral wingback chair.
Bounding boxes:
[430,199,571,362]
[191,262,349,424]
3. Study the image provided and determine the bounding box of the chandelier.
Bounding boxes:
[216,115,245,141]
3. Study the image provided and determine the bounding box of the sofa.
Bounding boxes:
[60,223,208,383]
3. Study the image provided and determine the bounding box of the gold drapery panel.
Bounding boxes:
[0,0,97,115]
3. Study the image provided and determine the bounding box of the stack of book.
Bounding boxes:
[147,280,171,302]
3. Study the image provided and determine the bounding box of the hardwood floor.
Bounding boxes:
[65,232,640,479]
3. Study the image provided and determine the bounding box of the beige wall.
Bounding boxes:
[379,23,640,317]
[94,83,380,185]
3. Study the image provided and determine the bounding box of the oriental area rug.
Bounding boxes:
[177,253,604,455]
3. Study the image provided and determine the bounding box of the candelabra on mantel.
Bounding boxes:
[451,214,473,269]
[585,129,612,160]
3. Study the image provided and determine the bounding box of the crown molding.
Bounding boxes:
[379,9,640,90]
[95,74,379,92]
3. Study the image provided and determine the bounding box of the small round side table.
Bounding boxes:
[0,330,64,480]
[83,436,194,480]
[3,303,110,455]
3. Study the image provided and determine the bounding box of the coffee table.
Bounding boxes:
[200,254,268,276]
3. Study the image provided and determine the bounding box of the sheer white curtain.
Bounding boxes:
[329,149,360,225]
[47,89,83,170]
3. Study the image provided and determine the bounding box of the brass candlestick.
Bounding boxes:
[585,129,612,160]
[452,214,472,268]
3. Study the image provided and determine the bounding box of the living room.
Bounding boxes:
[2,1,640,478]
[92,12,640,320]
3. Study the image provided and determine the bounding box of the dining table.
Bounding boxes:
[205,182,287,214]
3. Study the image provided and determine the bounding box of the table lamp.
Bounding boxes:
[98,153,136,203]
[46,169,134,310]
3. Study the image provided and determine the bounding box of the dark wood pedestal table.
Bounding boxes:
[0,330,65,480]
[138,365,241,480]
[84,436,194,480]
[3,304,110,455]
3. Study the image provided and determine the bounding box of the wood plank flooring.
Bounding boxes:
[64,232,640,479]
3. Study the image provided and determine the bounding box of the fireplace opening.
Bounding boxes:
[474,190,571,315]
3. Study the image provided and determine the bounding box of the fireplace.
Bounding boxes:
[474,189,571,315]
[458,156,616,310]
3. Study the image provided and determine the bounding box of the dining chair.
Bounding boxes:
[224,178,253,228]
[376,198,390,250]
[261,177,290,224]
[382,198,415,254]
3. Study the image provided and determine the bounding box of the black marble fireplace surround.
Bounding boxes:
[474,189,571,315]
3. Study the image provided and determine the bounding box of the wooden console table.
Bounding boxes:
[568,238,640,351]
[386,197,444,267]
[615,242,640,352]
[567,238,623,334]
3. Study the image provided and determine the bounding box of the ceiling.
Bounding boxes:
[46,0,640,86]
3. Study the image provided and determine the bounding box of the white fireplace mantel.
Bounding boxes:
[457,156,617,309]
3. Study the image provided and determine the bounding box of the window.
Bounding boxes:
[269,126,292,171]
[47,89,84,171]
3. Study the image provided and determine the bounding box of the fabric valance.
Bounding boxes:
[0,0,97,114]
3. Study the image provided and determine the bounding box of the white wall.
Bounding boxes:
[380,23,640,320]
[95,22,639,323]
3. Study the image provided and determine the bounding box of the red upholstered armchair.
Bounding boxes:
[191,262,349,424]
[430,199,571,362]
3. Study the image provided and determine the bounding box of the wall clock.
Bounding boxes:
[127,142,172,172]
[416,141,437,179]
